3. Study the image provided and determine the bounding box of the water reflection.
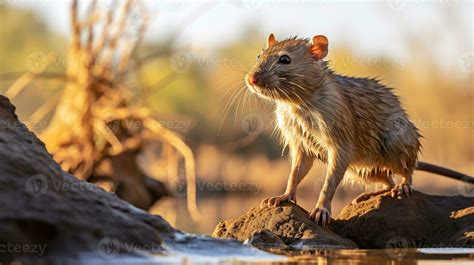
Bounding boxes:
[289,249,473,265]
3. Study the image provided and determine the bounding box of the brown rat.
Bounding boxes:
[245,33,474,226]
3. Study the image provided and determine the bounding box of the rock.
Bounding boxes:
[333,191,474,249]
[212,202,357,251]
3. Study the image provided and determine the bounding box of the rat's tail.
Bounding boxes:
[416,161,474,184]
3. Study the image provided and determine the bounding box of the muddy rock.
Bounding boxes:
[333,191,474,249]
[212,202,357,250]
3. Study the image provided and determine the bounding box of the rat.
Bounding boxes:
[245,33,474,226]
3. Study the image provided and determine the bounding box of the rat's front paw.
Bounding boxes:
[261,193,296,207]
[309,206,331,227]
[391,183,413,199]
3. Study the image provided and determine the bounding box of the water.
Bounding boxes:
[288,249,474,264]
[75,248,474,264]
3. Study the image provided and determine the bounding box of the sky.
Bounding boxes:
[6,0,473,71]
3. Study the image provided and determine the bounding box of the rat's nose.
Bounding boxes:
[248,73,260,85]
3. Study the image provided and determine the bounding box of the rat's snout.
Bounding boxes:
[247,72,261,86]
[250,74,259,85]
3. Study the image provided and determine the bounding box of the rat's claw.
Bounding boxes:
[391,183,414,199]
[309,207,331,227]
[260,193,296,207]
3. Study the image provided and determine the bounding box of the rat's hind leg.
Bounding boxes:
[352,171,395,204]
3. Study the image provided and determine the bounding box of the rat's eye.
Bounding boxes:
[278,55,291,64]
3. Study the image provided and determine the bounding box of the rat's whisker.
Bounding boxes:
[233,87,247,126]
[219,81,246,103]
[268,59,279,72]
[218,86,246,135]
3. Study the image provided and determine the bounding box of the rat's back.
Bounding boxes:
[332,74,421,175]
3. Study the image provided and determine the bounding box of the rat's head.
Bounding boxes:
[245,34,329,103]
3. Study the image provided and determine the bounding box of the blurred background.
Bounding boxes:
[0,0,472,234]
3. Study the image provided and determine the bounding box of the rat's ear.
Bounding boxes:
[310,35,329,60]
[267,33,277,48]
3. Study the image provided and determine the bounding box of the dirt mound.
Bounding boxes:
[212,202,357,251]
[334,191,474,249]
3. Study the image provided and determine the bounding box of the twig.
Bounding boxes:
[4,72,35,100]
[28,91,61,129]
